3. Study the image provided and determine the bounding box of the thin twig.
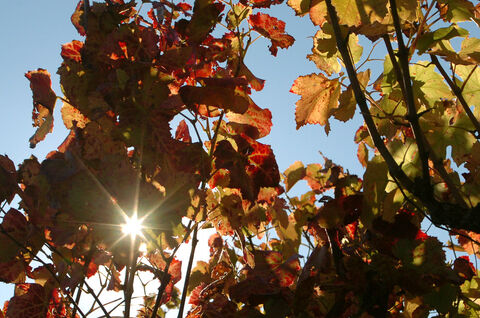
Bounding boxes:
[176,224,199,318]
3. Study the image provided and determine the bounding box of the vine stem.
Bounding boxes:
[0,224,87,317]
[324,0,414,192]
[430,54,480,138]
[388,0,431,190]
[124,236,138,318]
[383,35,467,208]
[177,224,199,318]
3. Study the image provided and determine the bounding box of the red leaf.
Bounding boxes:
[0,155,17,203]
[415,230,429,241]
[180,85,249,114]
[25,69,56,112]
[240,0,282,8]
[226,100,272,139]
[71,1,86,36]
[248,13,294,56]
[61,40,83,62]
[25,69,56,148]
[0,259,27,283]
[243,134,280,189]
[168,258,182,285]
[86,261,98,278]
[454,256,476,280]
[175,120,192,143]
[208,233,223,256]
[189,282,206,306]
[6,284,48,318]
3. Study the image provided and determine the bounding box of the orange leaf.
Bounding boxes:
[61,40,83,62]
[291,73,340,130]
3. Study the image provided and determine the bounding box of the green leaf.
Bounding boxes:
[331,0,388,27]
[335,70,370,122]
[455,65,480,109]
[387,139,421,180]
[417,25,469,53]
[361,155,388,227]
[437,0,475,23]
[226,3,251,29]
[410,61,453,107]
[424,284,458,314]
[284,161,306,192]
[396,0,419,21]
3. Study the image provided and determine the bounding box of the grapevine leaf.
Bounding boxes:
[71,1,86,36]
[226,99,272,139]
[410,61,453,107]
[455,65,480,110]
[335,70,370,122]
[175,120,192,143]
[25,69,56,112]
[357,142,368,168]
[186,0,224,44]
[331,0,388,27]
[25,69,57,148]
[240,0,283,8]
[288,0,311,16]
[309,0,327,26]
[0,155,17,204]
[437,0,475,22]
[61,40,83,62]
[248,13,295,56]
[226,3,251,29]
[180,85,249,115]
[283,161,306,192]
[291,73,340,130]
[0,209,28,263]
[423,284,458,314]
[6,284,48,318]
[361,155,388,227]
[417,25,469,54]
[396,0,419,21]
[60,101,89,129]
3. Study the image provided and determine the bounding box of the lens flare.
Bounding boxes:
[121,213,143,238]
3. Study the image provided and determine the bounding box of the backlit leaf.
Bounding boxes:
[180,85,249,115]
[175,120,192,143]
[288,0,311,16]
[291,73,340,130]
[226,99,272,139]
[60,101,89,129]
[283,161,306,192]
[335,70,370,122]
[248,13,295,56]
[61,40,83,62]
[410,61,453,107]
[437,0,475,22]
[331,0,388,27]
[6,284,48,318]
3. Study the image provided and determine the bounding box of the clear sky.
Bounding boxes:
[1,0,455,316]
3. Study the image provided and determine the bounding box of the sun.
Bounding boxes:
[121,213,144,239]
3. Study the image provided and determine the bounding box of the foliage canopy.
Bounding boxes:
[2,0,480,317]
